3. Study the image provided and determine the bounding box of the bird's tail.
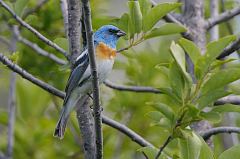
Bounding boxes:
[54,106,69,139]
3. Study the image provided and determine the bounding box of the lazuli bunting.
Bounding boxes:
[54,25,126,139]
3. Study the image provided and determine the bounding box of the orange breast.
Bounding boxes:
[96,42,116,60]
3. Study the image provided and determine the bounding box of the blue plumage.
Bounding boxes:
[54,25,125,139]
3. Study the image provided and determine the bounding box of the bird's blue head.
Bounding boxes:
[94,25,126,49]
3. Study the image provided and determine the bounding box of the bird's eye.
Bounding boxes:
[109,29,118,33]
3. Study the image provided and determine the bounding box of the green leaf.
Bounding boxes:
[179,130,215,159]
[139,0,151,17]
[25,15,39,25]
[170,41,192,87]
[199,111,222,123]
[169,61,185,99]
[128,1,142,34]
[112,13,129,37]
[53,38,68,51]
[143,3,181,31]
[14,0,28,17]
[170,41,186,73]
[178,38,201,65]
[152,103,176,122]
[211,104,240,113]
[137,146,158,159]
[146,111,164,122]
[144,23,186,39]
[197,88,231,109]
[218,145,240,159]
[204,35,236,63]
[201,68,240,95]
[196,35,236,79]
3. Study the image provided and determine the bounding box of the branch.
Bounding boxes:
[102,115,154,148]
[60,0,68,37]
[104,80,162,94]
[206,7,240,30]
[209,0,219,41]
[155,136,172,159]
[13,29,67,65]
[81,0,102,158]
[217,36,240,59]
[67,0,82,63]
[201,127,240,140]
[0,0,69,59]
[6,72,16,159]
[76,97,96,159]
[214,95,240,105]
[0,53,65,99]
[0,52,155,150]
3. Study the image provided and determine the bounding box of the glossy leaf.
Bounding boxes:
[139,0,151,17]
[152,103,176,122]
[199,111,222,123]
[128,1,142,33]
[179,130,215,159]
[201,68,240,95]
[218,145,240,159]
[144,23,186,39]
[211,104,240,113]
[143,3,181,31]
[197,88,231,109]
[204,35,236,63]
[178,38,201,65]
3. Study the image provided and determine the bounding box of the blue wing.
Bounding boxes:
[64,50,89,104]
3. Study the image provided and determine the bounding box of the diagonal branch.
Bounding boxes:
[104,80,162,94]
[13,29,67,65]
[102,115,154,148]
[81,0,102,158]
[201,127,240,140]
[0,53,65,99]
[206,7,240,30]
[0,0,69,59]
[217,36,240,59]
[0,52,155,151]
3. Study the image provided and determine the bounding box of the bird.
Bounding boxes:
[54,25,126,139]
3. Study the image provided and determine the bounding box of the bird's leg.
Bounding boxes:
[87,93,103,112]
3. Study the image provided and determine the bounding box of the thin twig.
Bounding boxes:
[217,36,240,59]
[0,53,65,99]
[0,52,155,150]
[102,115,155,148]
[201,127,240,140]
[206,7,240,29]
[13,29,67,65]
[214,95,240,105]
[0,0,69,59]
[104,80,162,94]
[82,0,102,158]
[155,136,172,159]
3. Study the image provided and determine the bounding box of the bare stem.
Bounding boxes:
[155,136,172,159]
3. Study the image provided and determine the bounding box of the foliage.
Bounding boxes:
[0,0,240,159]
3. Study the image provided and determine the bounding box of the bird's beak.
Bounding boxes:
[116,30,126,37]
